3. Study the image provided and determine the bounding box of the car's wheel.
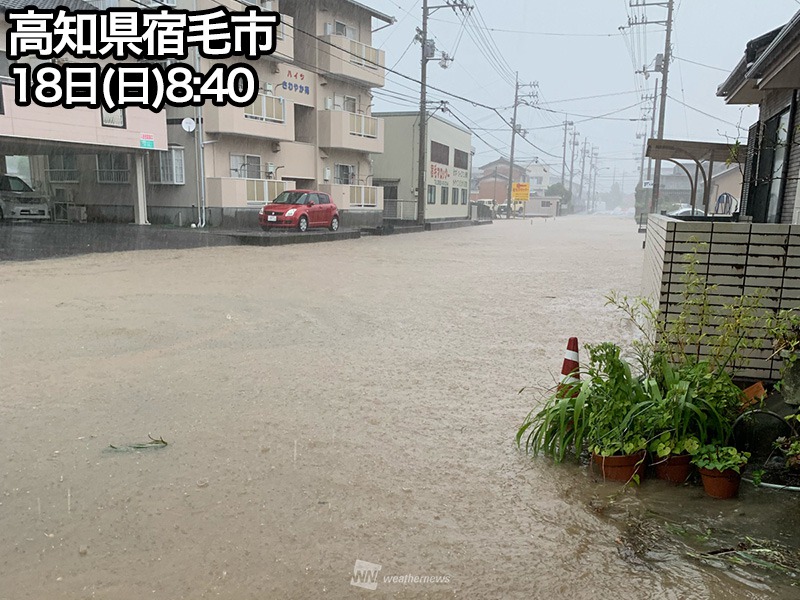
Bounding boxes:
[298,215,308,233]
[329,215,339,231]
[260,225,271,232]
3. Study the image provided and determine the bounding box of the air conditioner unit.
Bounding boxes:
[324,97,333,110]
[272,141,281,153]
[266,162,276,177]
[323,167,331,182]
[263,83,273,94]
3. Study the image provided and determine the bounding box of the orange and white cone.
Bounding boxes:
[557,337,581,396]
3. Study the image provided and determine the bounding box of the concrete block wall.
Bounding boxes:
[644,215,800,381]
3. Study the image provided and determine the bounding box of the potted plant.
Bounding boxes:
[584,343,650,483]
[649,432,700,483]
[767,308,800,406]
[517,342,650,484]
[692,445,750,499]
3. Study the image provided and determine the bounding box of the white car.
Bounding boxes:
[668,206,706,218]
[0,175,51,222]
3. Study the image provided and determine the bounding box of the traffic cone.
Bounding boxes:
[557,337,581,396]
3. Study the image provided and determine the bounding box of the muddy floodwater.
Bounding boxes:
[2,216,799,599]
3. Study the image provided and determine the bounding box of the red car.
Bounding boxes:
[259,190,340,233]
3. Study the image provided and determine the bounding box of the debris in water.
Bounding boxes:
[109,435,168,451]
[689,537,800,577]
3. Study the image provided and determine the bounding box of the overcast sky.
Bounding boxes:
[368,0,799,194]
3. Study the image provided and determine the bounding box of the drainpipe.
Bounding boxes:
[193,1,206,228]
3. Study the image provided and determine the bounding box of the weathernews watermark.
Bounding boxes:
[350,560,451,591]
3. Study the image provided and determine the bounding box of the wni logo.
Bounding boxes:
[351,560,382,591]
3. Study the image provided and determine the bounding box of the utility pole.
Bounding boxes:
[650,0,674,213]
[505,72,520,220]
[578,138,589,210]
[647,78,659,181]
[416,0,472,226]
[561,118,573,187]
[568,129,579,208]
[504,74,538,219]
[416,0,430,226]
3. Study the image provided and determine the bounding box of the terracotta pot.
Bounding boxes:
[653,453,693,484]
[698,467,742,499]
[592,450,647,483]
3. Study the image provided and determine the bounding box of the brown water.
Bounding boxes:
[1,216,798,599]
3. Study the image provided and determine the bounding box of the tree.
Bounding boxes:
[546,183,572,213]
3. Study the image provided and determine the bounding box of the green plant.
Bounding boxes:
[774,435,800,471]
[515,379,592,463]
[585,343,650,457]
[766,309,800,390]
[691,445,750,474]
[649,432,701,458]
[516,343,648,461]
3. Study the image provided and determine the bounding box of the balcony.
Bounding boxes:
[318,184,383,210]
[318,35,385,88]
[0,84,167,151]
[205,176,296,208]
[45,168,79,183]
[318,111,384,153]
[203,94,295,141]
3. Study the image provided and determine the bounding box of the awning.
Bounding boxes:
[646,138,745,165]
[646,138,744,215]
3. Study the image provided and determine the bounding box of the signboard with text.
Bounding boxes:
[512,183,530,201]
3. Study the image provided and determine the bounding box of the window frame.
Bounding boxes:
[453,149,469,170]
[149,146,185,185]
[96,152,130,184]
[441,185,449,205]
[431,141,450,166]
[427,184,436,205]
[101,107,126,128]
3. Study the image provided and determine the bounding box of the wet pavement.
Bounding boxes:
[1,216,798,599]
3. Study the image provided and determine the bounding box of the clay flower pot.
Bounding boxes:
[653,453,693,484]
[698,467,742,499]
[592,451,647,483]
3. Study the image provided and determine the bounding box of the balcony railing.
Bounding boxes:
[46,168,79,183]
[245,94,285,123]
[349,112,378,138]
[97,169,130,184]
[348,39,381,70]
[349,185,379,207]
[244,178,292,205]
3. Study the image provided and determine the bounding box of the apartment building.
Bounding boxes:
[0,0,169,224]
[148,0,393,228]
[2,0,392,228]
[371,111,473,222]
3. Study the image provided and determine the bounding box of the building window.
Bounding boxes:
[326,20,357,40]
[149,147,185,185]
[431,141,449,166]
[441,185,449,205]
[231,154,262,179]
[766,110,792,223]
[245,93,285,123]
[427,184,436,204]
[533,176,543,185]
[96,153,129,184]
[454,149,469,170]
[46,154,78,183]
[342,95,357,113]
[334,163,356,185]
[101,107,125,128]
[461,189,468,205]
[542,200,552,208]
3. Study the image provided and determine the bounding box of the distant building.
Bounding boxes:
[371,112,472,222]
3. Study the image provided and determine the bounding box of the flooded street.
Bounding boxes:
[1,216,799,599]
